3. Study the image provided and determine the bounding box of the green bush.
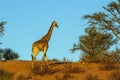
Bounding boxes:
[3,48,19,60]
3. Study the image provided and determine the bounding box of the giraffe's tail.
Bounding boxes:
[31,46,34,61]
[31,54,33,61]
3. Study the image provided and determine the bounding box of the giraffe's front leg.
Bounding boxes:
[44,53,48,62]
[42,54,44,62]
[42,45,50,67]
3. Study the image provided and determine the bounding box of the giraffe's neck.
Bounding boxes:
[45,23,54,42]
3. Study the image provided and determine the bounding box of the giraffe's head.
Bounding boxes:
[52,21,59,28]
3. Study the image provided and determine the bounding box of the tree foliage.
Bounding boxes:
[71,26,117,54]
[83,0,120,40]
[0,21,6,36]
[0,49,3,60]
[0,21,6,60]
[0,21,6,45]
[3,48,19,60]
[71,27,117,62]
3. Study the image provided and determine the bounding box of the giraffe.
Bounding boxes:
[31,21,58,63]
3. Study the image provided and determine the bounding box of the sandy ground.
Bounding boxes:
[0,60,120,80]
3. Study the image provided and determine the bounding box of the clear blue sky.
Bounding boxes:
[0,0,116,61]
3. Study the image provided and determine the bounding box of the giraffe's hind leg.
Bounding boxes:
[32,48,39,68]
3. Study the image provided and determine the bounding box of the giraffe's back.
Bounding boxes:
[32,39,48,52]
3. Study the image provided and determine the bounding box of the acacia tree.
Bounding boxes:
[0,21,6,60]
[83,0,120,40]
[0,21,19,60]
[0,22,5,35]
[0,21,6,44]
[71,26,117,62]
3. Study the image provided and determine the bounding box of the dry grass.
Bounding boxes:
[99,63,117,71]
[0,69,13,80]
[62,62,85,73]
[31,62,57,75]
[85,73,99,80]
[54,73,73,80]
[109,70,120,80]
[13,72,28,80]
[54,62,84,80]
[0,61,120,80]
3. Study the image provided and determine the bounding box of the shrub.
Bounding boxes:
[51,58,60,62]
[0,54,2,60]
[13,72,28,80]
[49,58,60,63]
[32,62,57,75]
[0,50,3,60]
[0,69,13,80]
[3,48,19,60]
[62,63,85,73]
[62,57,71,62]
[54,62,80,80]
[100,63,117,71]
[98,53,117,71]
